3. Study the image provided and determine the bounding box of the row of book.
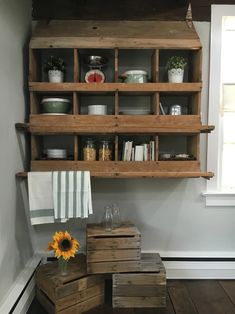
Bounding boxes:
[122,141,155,161]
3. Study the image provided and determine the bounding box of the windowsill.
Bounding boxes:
[202,192,235,207]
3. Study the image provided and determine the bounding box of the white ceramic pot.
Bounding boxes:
[168,68,184,83]
[48,70,64,83]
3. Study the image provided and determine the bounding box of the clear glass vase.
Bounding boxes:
[104,205,113,232]
[112,203,121,228]
[58,257,68,276]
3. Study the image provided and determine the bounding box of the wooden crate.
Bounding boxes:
[36,254,105,313]
[86,221,141,274]
[112,253,166,308]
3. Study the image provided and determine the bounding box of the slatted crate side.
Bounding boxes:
[87,259,141,274]
[37,288,104,314]
[36,268,91,302]
[87,234,141,250]
[113,284,166,297]
[35,254,87,298]
[55,274,104,300]
[112,296,166,308]
[113,272,166,286]
[112,253,167,308]
[54,283,104,312]
[36,271,58,302]
[86,221,141,238]
[87,248,141,263]
[59,294,104,314]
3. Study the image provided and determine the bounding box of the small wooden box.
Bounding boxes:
[36,254,104,314]
[86,221,141,274]
[112,253,166,308]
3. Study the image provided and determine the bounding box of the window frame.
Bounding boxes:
[204,5,235,206]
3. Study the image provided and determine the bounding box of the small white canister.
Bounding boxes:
[88,105,107,115]
[123,70,148,83]
[170,104,182,115]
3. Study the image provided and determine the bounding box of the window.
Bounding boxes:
[205,5,235,206]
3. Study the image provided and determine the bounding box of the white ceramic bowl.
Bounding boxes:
[47,149,67,159]
[88,105,107,115]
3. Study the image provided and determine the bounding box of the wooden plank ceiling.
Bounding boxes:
[33,0,235,22]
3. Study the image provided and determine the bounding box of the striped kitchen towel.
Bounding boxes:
[28,172,54,225]
[52,171,93,219]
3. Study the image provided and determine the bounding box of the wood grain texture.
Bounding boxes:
[30,159,213,178]
[168,280,197,314]
[112,253,166,308]
[36,254,105,313]
[30,20,201,49]
[185,280,235,314]
[87,222,141,273]
[219,280,235,305]
[29,280,235,314]
[87,260,142,274]
[28,115,213,135]
[87,249,141,263]
[25,22,214,179]
[29,82,203,92]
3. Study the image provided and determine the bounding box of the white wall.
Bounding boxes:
[28,22,235,259]
[0,0,32,303]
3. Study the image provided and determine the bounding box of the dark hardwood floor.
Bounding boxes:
[27,280,235,314]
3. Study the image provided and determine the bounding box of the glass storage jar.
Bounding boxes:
[99,140,112,161]
[83,138,96,161]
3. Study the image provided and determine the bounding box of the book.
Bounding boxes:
[135,145,144,161]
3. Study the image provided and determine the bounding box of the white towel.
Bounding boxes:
[28,172,54,225]
[52,171,93,219]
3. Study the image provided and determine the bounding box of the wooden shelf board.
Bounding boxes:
[15,123,29,131]
[16,116,212,135]
[29,82,202,93]
[16,170,213,179]
[30,20,201,49]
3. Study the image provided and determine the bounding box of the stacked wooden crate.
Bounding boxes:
[36,254,105,314]
[86,221,141,274]
[86,222,166,308]
[112,253,166,308]
[36,222,166,311]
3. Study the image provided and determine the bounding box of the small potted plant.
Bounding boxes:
[44,55,65,83]
[166,56,187,83]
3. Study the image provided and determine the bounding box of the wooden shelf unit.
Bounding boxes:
[18,20,214,179]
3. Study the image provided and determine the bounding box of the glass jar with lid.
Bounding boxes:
[99,139,112,161]
[83,138,96,161]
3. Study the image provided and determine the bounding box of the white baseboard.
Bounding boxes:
[164,261,235,279]
[143,250,235,279]
[13,275,36,314]
[0,254,41,314]
[149,250,235,258]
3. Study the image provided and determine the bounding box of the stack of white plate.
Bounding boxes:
[120,109,151,115]
[47,149,67,159]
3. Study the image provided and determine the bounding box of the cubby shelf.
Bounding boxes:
[16,20,214,179]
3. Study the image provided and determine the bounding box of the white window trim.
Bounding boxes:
[204,5,235,207]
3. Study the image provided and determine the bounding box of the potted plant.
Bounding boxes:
[166,56,187,83]
[44,55,65,83]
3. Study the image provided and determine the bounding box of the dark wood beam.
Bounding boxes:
[32,0,235,22]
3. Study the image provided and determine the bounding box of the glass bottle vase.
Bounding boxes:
[58,257,68,276]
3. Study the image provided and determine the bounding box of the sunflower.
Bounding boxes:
[47,231,80,261]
